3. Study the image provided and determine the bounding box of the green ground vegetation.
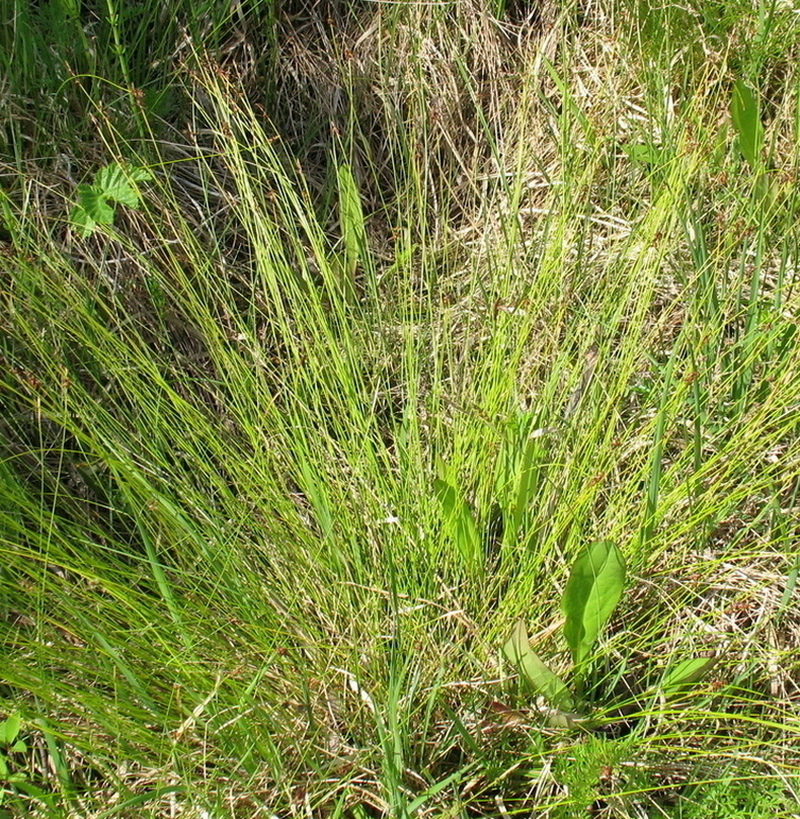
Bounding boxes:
[1,0,799,816]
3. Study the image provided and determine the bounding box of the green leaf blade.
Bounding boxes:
[662,656,718,694]
[69,203,97,237]
[562,540,626,667]
[95,162,142,209]
[510,434,542,540]
[434,478,481,569]
[0,713,20,746]
[731,79,763,168]
[77,184,114,225]
[503,620,573,710]
[336,161,367,299]
[127,165,154,184]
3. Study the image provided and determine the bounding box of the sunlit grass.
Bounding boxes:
[1,0,799,816]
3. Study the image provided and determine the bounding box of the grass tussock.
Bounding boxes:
[1,0,800,816]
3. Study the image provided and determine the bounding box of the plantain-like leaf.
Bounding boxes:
[731,79,763,168]
[336,161,367,282]
[503,619,573,710]
[661,656,718,694]
[434,478,481,569]
[562,540,626,667]
[0,713,20,745]
[509,432,543,542]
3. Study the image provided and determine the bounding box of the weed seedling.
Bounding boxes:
[70,161,153,237]
[0,713,26,807]
[503,541,717,730]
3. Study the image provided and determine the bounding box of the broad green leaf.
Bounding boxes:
[126,165,154,184]
[434,478,481,569]
[662,656,718,693]
[76,185,114,225]
[95,162,145,209]
[562,540,626,667]
[624,143,661,166]
[11,740,26,753]
[754,173,779,208]
[503,620,573,710]
[144,86,176,119]
[433,477,459,518]
[70,163,152,238]
[510,434,542,542]
[711,123,729,167]
[544,709,590,729]
[731,79,763,168]
[0,713,20,745]
[0,188,20,242]
[0,755,7,777]
[69,203,97,237]
[336,162,367,294]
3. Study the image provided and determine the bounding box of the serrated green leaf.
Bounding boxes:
[126,165,153,184]
[731,79,763,168]
[662,656,718,693]
[69,204,98,238]
[503,619,573,710]
[562,540,626,667]
[77,185,115,225]
[95,163,139,208]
